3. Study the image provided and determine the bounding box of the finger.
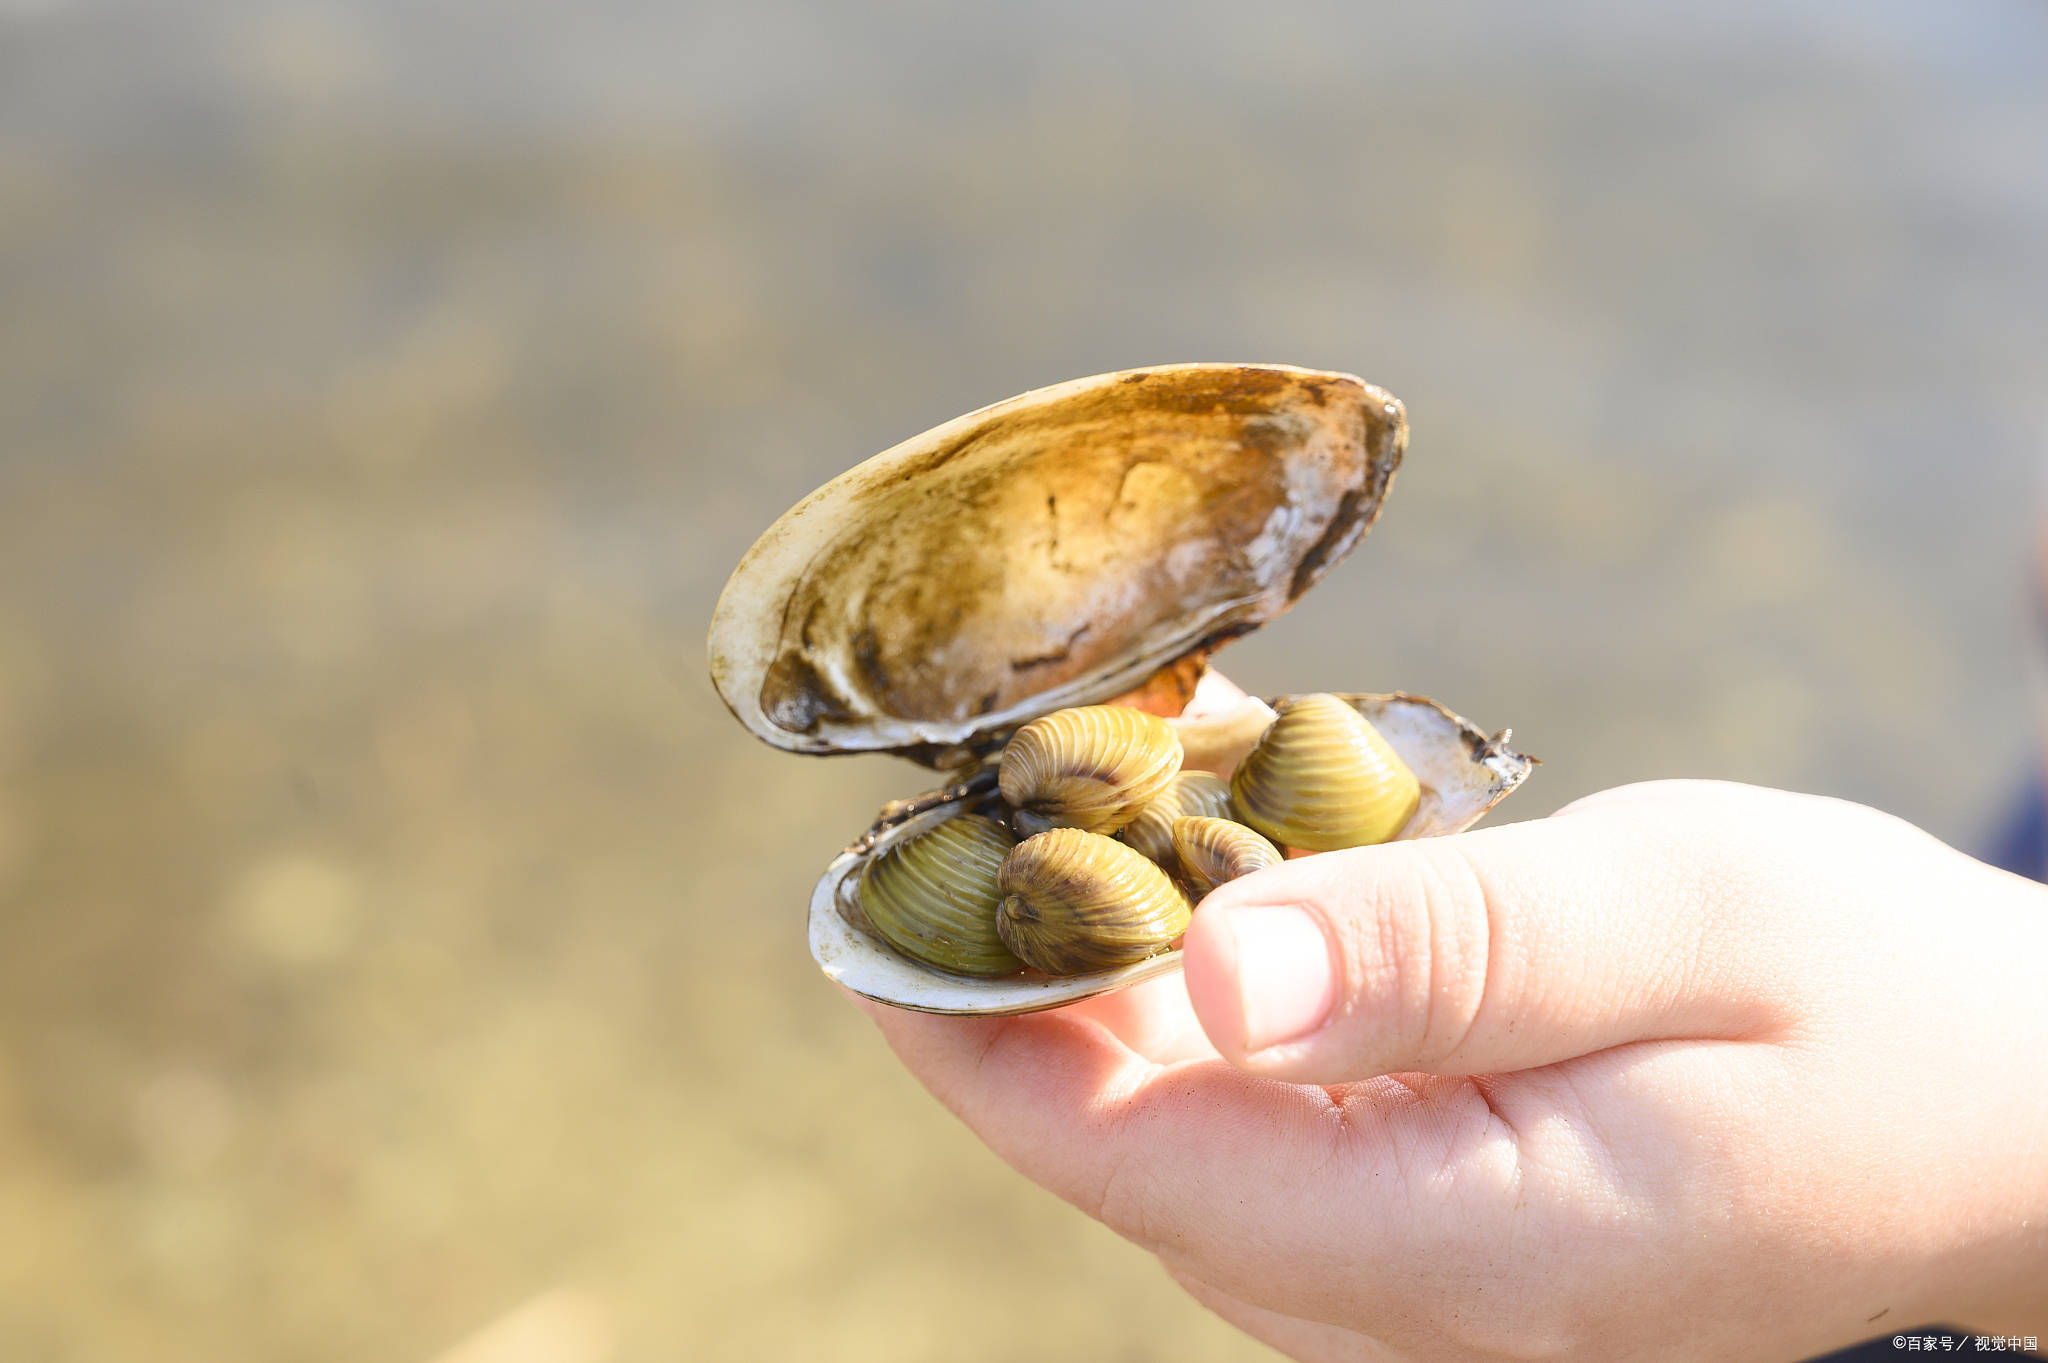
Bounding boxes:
[1058,972,1221,1065]
[854,993,1563,1328]
[852,996,1402,1263]
[1181,786,1800,1083]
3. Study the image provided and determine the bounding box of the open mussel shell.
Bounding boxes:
[709,364,1406,765]
[811,693,1533,1015]
[709,364,1535,1011]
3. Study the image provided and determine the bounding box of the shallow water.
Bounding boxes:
[3,2,2047,1359]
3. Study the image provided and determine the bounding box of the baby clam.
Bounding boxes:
[1119,770,1235,865]
[1232,693,1421,851]
[856,812,1021,977]
[998,705,1182,837]
[1173,816,1284,896]
[996,828,1192,976]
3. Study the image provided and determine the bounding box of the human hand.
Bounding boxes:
[859,774,2048,1360]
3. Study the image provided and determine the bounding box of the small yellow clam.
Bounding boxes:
[858,813,1023,977]
[998,705,1183,837]
[1172,815,1284,895]
[1120,771,1236,866]
[996,828,1192,976]
[1231,692,1421,851]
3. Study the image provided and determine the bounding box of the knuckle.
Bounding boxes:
[1317,841,1494,1069]
[1417,844,1497,1065]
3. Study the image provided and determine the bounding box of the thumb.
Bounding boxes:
[1180,785,1796,1083]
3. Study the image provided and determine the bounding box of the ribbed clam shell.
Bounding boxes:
[996,828,1191,976]
[1120,772,1236,865]
[1231,693,1421,851]
[998,706,1182,836]
[709,365,1407,762]
[814,695,1532,1015]
[1172,816,1283,896]
[857,813,1022,977]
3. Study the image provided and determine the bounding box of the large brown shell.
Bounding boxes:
[707,364,1407,763]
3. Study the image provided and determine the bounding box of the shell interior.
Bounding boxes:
[812,693,1534,1015]
[710,364,1406,763]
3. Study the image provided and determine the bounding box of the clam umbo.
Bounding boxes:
[1232,692,1422,851]
[996,828,1193,976]
[1172,815,1284,896]
[1120,770,1236,866]
[857,813,1022,977]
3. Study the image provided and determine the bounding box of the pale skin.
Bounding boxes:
[858,676,2048,1361]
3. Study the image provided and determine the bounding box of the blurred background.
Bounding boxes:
[4,0,2048,1359]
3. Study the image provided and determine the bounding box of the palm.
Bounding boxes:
[893,971,1778,1363]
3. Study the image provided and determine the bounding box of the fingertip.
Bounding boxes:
[1184,899,1339,1063]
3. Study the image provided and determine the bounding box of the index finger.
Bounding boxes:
[852,993,1492,1308]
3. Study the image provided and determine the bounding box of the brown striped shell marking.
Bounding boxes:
[1119,771,1236,866]
[1171,815,1284,896]
[995,828,1192,975]
[997,705,1182,837]
[1231,693,1420,851]
[858,813,1023,977]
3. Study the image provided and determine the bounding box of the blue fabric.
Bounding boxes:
[1983,775,2048,883]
